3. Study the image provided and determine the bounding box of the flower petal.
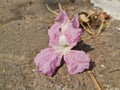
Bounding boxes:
[64,18,82,47]
[48,10,69,47]
[64,50,90,74]
[71,15,80,28]
[56,10,69,23]
[34,48,62,76]
[48,22,61,47]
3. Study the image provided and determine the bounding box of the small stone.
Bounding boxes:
[98,74,103,78]
[114,87,120,90]
[3,70,6,73]
[100,64,105,68]
[32,69,35,72]
[116,27,120,31]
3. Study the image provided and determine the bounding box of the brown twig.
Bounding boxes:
[46,3,58,15]
[96,21,104,37]
[87,23,94,32]
[80,23,94,35]
[88,71,102,90]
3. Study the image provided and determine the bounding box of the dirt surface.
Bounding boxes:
[0,0,120,90]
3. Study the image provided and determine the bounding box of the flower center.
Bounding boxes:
[53,35,71,55]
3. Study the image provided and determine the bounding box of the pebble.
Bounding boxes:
[32,69,35,72]
[100,64,105,68]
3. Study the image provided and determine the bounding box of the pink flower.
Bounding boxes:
[34,10,90,76]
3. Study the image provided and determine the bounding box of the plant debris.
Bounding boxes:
[88,71,102,90]
[79,11,110,37]
[46,3,110,39]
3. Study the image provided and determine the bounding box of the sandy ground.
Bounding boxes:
[0,0,120,90]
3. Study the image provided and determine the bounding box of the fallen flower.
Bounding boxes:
[34,10,90,76]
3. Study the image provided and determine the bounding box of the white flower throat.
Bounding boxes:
[53,35,71,55]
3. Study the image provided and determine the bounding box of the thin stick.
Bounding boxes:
[87,14,92,18]
[81,23,94,35]
[87,23,94,32]
[88,71,102,90]
[96,21,104,37]
[58,3,62,10]
[46,3,58,15]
